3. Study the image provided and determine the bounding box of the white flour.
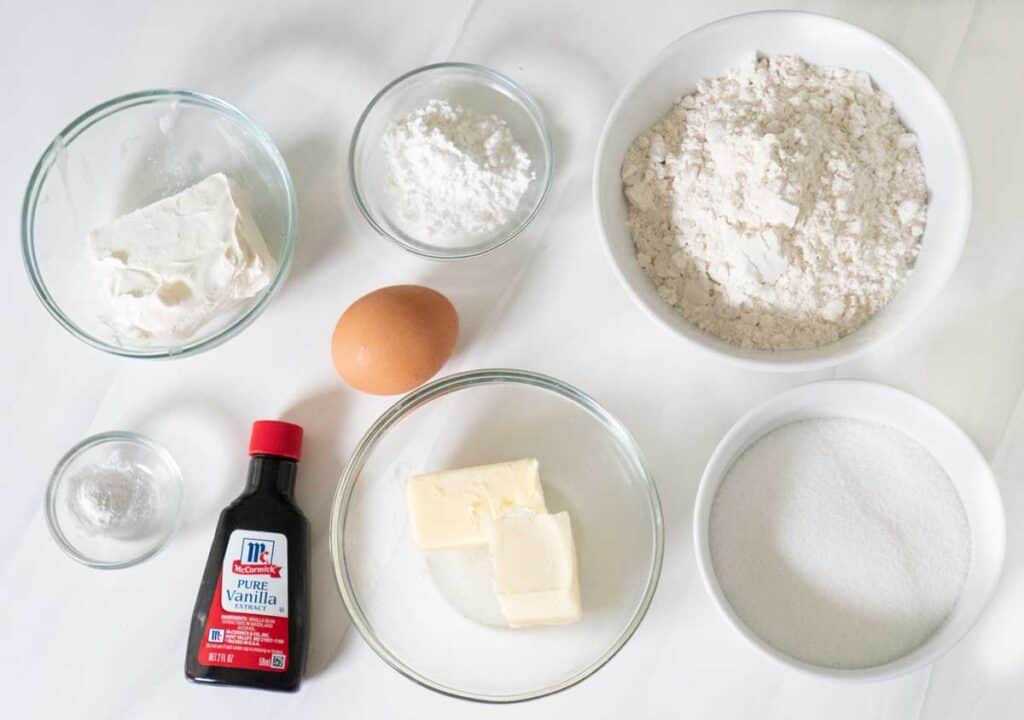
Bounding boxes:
[710,418,970,669]
[382,99,534,245]
[623,56,928,350]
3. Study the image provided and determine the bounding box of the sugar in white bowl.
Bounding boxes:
[709,418,970,669]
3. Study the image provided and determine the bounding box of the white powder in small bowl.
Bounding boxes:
[67,452,158,540]
[381,99,534,247]
[709,418,970,669]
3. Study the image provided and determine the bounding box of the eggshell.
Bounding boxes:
[331,285,459,395]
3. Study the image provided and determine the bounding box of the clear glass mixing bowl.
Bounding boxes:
[21,89,297,358]
[350,63,553,259]
[45,431,184,569]
[330,369,663,702]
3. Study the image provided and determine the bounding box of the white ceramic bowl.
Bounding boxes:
[594,11,971,371]
[693,381,1005,680]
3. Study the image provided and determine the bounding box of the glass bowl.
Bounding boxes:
[329,369,663,702]
[350,63,553,260]
[45,431,184,569]
[21,89,297,359]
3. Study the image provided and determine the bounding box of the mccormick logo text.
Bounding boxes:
[231,538,282,577]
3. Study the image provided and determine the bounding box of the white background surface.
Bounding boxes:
[2,0,1022,717]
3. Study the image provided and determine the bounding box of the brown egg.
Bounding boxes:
[331,285,459,395]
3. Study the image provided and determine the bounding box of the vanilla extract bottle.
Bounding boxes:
[185,421,310,691]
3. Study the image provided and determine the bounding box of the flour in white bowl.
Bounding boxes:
[622,56,928,350]
[382,99,534,246]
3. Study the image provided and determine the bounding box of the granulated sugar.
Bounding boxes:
[709,418,970,669]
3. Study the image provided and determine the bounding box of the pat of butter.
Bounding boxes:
[406,458,546,551]
[490,510,581,628]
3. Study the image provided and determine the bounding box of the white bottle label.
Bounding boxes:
[220,529,289,617]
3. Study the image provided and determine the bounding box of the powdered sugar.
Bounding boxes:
[382,99,534,246]
[622,56,928,350]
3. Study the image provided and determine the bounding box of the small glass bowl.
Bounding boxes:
[329,369,664,702]
[45,431,184,569]
[350,63,553,260]
[21,89,297,359]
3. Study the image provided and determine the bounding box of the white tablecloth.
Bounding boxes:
[3,1,1022,717]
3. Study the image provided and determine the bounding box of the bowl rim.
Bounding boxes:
[44,430,184,569]
[348,61,554,260]
[21,88,298,360]
[692,379,1006,680]
[592,9,973,372]
[328,368,665,703]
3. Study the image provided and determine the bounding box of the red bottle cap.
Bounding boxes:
[249,420,303,461]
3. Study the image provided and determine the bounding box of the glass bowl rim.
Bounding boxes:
[20,88,298,360]
[44,430,184,570]
[328,368,665,703]
[348,62,554,261]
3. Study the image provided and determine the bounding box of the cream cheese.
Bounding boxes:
[88,173,277,344]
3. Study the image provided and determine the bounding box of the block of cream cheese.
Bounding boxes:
[490,510,581,628]
[406,458,546,550]
[88,173,277,344]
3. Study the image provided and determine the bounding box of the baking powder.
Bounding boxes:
[68,452,157,540]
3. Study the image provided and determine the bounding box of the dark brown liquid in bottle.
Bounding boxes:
[185,454,309,691]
